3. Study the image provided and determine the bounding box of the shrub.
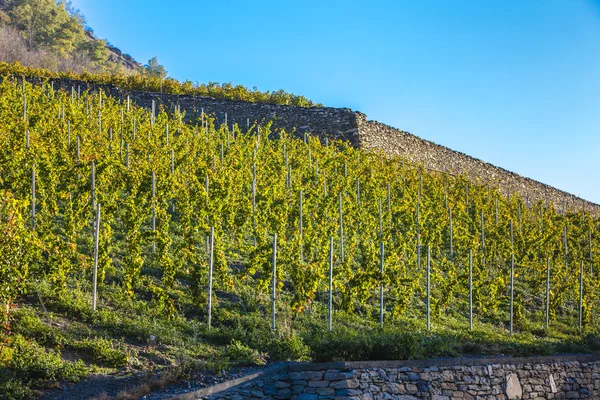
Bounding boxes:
[70,338,128,368]
[226,340,266,366]
[9,335,87,383]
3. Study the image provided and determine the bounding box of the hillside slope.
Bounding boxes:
[0,0,141,74]
[0,78,598,399]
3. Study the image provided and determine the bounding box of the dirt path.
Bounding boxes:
[41,364,279,400]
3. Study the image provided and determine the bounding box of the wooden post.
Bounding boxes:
[379,241,384,328]
[152,171,156,253]
[252,162,257,234]
[170,149,175,213]
[564,225,568,271]
[91,162,96,213]
[590,231,593,275]
[328,237,333,332]
[426,246,431,331]
[151,99,155,125]
[339,192,344,261]
[378,198,383,239]
[449,208,453,261]
[299,190,303,262]
[272,233,277,330]
[31,165,35,230]
[67,121,71,146]
[545,258,550,329]
[284,144,290,188]
[417,198,421,271]
[469,249,473,331]
[518,202,522,234]
[579,260,584,329]
[510,254,514,335]
[207,227,214,329]
[92,203,101,311]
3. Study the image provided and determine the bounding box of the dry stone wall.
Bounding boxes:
[354,114,599,215]
[34,77,600,214]
[182,355,600,400]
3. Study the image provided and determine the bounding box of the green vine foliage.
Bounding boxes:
[0,62,321,107]
[0,77,598,333]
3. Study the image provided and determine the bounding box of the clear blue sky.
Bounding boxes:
[71,0,600,204]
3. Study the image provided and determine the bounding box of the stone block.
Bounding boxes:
[331,379,360,389]
[506,373,523,400]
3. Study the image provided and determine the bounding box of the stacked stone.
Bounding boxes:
[202,360,600,400]
[354,115,599,215]
[205,372,291,400]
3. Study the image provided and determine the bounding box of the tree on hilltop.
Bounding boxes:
[144,56,167,80]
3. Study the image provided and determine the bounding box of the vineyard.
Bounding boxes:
[0,78,599,398]
[0,63,320,108]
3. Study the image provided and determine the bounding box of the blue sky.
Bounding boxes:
[71,0,600,203]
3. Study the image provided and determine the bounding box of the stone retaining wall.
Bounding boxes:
[184,355,600,400]
[26,77,600,214]
[355,114,598,215]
